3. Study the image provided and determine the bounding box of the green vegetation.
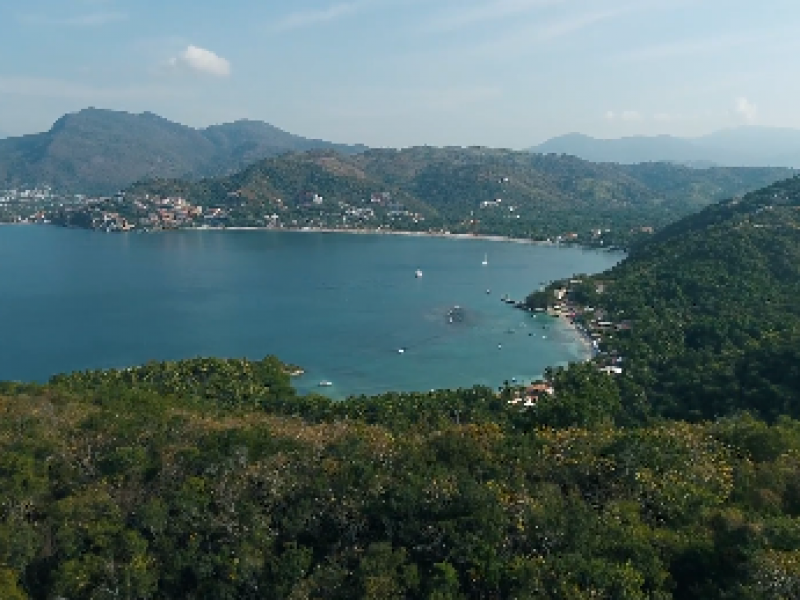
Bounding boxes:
[54,146,792,248]
[2,355,800,598]
[5,174,800,598]
[0,108,366,195]
[541,174,800,424]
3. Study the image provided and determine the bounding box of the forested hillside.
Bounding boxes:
[93,147,794,247]
[0,108,367,194]
[536,174,800,423]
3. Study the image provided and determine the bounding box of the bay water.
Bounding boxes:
[0,226,621,398]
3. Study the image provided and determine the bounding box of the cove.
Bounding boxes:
[0,226,622,397]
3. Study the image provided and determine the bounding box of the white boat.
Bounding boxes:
[318,380,333,387]
[415,269,423,278]
[482,253,488,266]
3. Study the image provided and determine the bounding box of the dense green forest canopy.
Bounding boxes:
[2,354,800,599]
[70,146,794,247]
[530,174,800,424]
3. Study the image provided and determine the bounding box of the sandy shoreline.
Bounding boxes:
[553,314,597,362]
[190,225,566,247]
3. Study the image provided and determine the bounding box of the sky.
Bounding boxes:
[0,0,798,147]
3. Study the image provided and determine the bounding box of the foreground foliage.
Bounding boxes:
[0,357,798,599]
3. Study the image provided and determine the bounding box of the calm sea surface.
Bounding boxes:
[0,226,622,398]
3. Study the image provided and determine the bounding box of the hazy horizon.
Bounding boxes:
[2,0,799,147]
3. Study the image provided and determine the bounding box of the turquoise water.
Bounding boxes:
[0,226,621,397]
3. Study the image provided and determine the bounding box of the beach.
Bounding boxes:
[196,225,562,247]
[554,314,597,362]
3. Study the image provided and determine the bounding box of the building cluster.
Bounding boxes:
[95,212,134,232]
[509,382,555,407]
[0,186,54,202]
[66,194,226,231]
[549,278,630,373]
[135,195,206,229]
[0,186,67,223]
[509,277,631,408]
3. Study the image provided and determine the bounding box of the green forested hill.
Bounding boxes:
[0,108,367,194]
[3,357,800,598]
[117,147,793,246]
[551,175,800,422]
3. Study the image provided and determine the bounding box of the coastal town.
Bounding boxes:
[0,183,650,252]
[508,276,629,407]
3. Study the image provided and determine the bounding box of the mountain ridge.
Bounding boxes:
[94,146,794,248]
[532,126,800,168]
[0,107,368,194]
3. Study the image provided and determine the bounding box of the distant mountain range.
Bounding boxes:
[3,108,799,196]
[531,127,800,168]
[0,108,367,194]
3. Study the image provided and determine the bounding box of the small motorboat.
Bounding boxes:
[318,381,333,387]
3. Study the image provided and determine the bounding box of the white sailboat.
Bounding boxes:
[415,269,423,278]
[482,253,488,266]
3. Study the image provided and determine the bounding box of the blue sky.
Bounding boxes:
[1,0,798,147]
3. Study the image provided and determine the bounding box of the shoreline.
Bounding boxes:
[188,225,624,253]
[22,222,623,253]
[191,225,562,247]
[552,314,597,363]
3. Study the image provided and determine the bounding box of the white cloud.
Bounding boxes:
[734,97,757,122]
[168,46,231,77]
[607,110,642,122]
[620,110,642,122]
[272,1,366,31]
